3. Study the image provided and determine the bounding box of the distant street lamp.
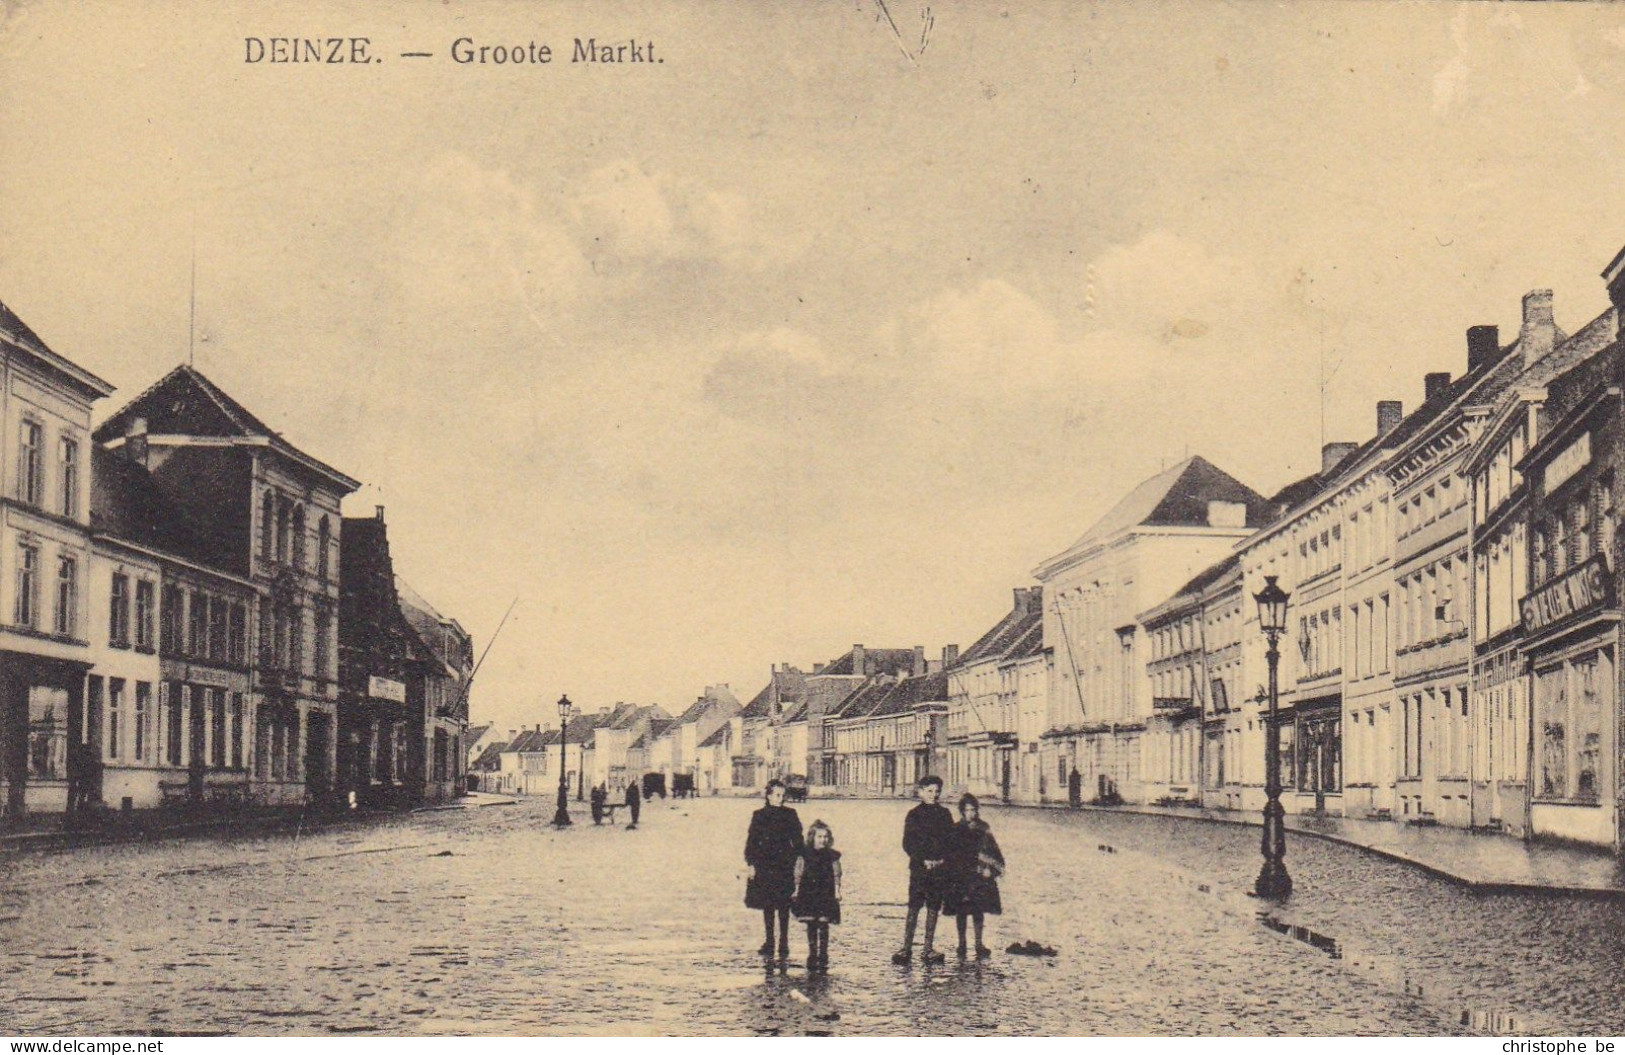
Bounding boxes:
[923,721,935,778]
[1253,576,1292,899]
[553,695,573,828]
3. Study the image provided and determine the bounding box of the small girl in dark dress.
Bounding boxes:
[946,793,1004,959]
[744,779,804,961]
[792,820,842,974]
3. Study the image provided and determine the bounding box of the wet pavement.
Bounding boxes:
[0,796,1612,1036]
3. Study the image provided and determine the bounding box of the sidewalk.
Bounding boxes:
[1061,800,1625,898]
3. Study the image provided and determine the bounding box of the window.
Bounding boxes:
[261,491,275,562]
[292,506,306,570]
[276,499,290,565]
[230,694,244,769]
[17,419,42,505]
[189,591,206,656]
[208,596,227,660]
[54,556,75,637]
[161,584,184,654]
[27,687,67,781]
[134,682,150,761]
[14,542,39,628]
[317,516,331,581]
[210,691,226,769]
[135,580,154,649]
[110,572,130,646]
[107,678,125,761]
[165,682,183,766]
[313,601,331,679]
[59,437,78,518]
[228,603,246,665]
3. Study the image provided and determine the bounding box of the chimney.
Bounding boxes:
[1321,442,1358,474]
[125,417,148,468]
[507,729,516,741]
[1467,325,1499,372]
[1026,586,1044,613]
[851,644,866,676]
[1424,372,1450,403]
[942,644,960,668]
[1520,289,1556,365]
[1377,400,1404,437]
[375,505,385,521]
[912,645,926,677]
[1013,586,1029,612]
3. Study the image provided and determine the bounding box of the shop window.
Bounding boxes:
[211,692,227,769]
[107,679,124,761]
[26,687,66,780]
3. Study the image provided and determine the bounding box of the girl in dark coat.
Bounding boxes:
[946,793,1005,959]
[744,779,804,960]
[792,820,842,974]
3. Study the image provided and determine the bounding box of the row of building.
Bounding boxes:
[466,684,742,799]
[665,245,1625,856]
[1,301,473,821]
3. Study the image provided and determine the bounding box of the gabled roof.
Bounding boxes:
[699,724,730,748]
[94,364,359,492]
[1141,553,1242,627]
[467,723,491,743]
[1037,457,1266,576]
[505,730,549,753]
[776,700,808,724]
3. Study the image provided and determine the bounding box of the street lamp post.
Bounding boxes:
[1253,576,1292,900]
[553,695,573,828]
[923,721,935,779]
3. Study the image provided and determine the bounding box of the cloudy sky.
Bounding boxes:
[4,1,1625,734]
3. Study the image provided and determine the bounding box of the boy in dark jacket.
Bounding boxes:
[893,774,955,965]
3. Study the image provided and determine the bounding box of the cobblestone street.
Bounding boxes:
[0,797,1615,1036]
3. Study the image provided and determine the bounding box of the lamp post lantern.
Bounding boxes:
[1253,576,1292,899]
[552,695,573,828]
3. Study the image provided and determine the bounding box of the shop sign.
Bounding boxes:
[368,675,406,703]
[185,666,234,688]
[1543,432,1591,493]
[1520,554,1613,634]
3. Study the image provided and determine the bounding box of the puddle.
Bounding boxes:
[1255,911,1555,1034]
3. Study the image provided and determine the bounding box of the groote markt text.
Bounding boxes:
[242,37,662,64]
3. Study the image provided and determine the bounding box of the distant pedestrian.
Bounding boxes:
[625,780,641,829]
[744,778,804,962]
[945,793,1004,959]
[590,784,607,825]
[893,774,954,965]
[1068,768,1082,807]
[792,820,841,974]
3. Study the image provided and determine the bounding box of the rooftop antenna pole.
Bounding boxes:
[188,209,198,368]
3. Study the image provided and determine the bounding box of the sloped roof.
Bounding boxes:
[1141,553,1242,626]
[700,724,730,748]
[1038,457,1266,576]
[467,723,491,743]
[1008,620,1045,660]
[740,682,774,720]
[471,741,508,770]
[776,700,808,724]
[818,647,917,677]
[94,364,358,491]
[89,447,219,568]
[868,670,950,718]
[958,591,1043,669]
[0,299,114,398]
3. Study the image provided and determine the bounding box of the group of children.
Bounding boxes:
[742,774,1005,973]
